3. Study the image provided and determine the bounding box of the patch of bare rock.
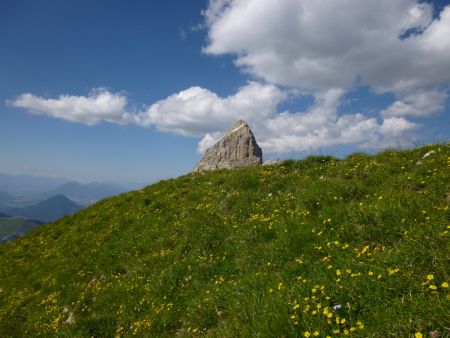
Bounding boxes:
[193,120,263,172]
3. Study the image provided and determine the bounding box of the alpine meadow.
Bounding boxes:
[0,144,449,337]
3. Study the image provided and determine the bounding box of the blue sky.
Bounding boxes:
[1,0,449,184]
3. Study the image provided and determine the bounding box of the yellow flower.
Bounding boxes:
[313,331,319,336]
[427,274,434,281]
[336,269,341,276]
[293,304,300,310]
[441,282,448,288]
[368,271,374,276]
[304,332,311,337]
[415,333,423,338]
[429,284,437,290]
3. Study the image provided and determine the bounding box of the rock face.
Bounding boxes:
[193,120,263,172]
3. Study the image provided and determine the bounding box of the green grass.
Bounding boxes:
[0,144,449,337]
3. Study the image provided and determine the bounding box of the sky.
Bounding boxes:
[1,0,449,184]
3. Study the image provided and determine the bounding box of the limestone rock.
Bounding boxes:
[193,120,262,172]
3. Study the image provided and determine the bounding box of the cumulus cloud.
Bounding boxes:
[134,81,286,136]
[198,87,419,154]
[11,0,447,156]
[8,88,128,126]
[203,0,450,96]
[9,84,419,154]
[381,88,448,118]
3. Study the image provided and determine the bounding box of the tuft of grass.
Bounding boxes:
[0,143,449,337]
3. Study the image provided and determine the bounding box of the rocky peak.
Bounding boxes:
[193,120,263,172]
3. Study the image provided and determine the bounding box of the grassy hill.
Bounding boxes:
[0,144,448,337]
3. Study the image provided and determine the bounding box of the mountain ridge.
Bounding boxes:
[1,194,83,222]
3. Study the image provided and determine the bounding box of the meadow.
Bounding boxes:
[0,144,448,337]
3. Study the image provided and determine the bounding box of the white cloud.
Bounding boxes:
[203,0,450,96]
[8,88,128,126]
[8,83,420,154]
[380,116,419,138]
[381,88,448,118]
[134,81,286,136]
[13,0,445,155]
[197,87,419,154]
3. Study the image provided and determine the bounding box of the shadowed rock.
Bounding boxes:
[193,120,263,172]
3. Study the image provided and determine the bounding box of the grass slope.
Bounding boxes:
[0,144,449,337]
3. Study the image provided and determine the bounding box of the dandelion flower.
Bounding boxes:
[304,332,311,337]
[441,282,448,288]
[427,274,434,281]
[415,333,423,338]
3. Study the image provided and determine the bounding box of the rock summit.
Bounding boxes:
[193,120,263,172]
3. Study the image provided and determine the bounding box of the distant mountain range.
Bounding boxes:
[0,172,68,196]
[1,195,83,222]
[0,172,145,240]
[0,191,14,205]
[0,172,139,207]
[43,181,128,205]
